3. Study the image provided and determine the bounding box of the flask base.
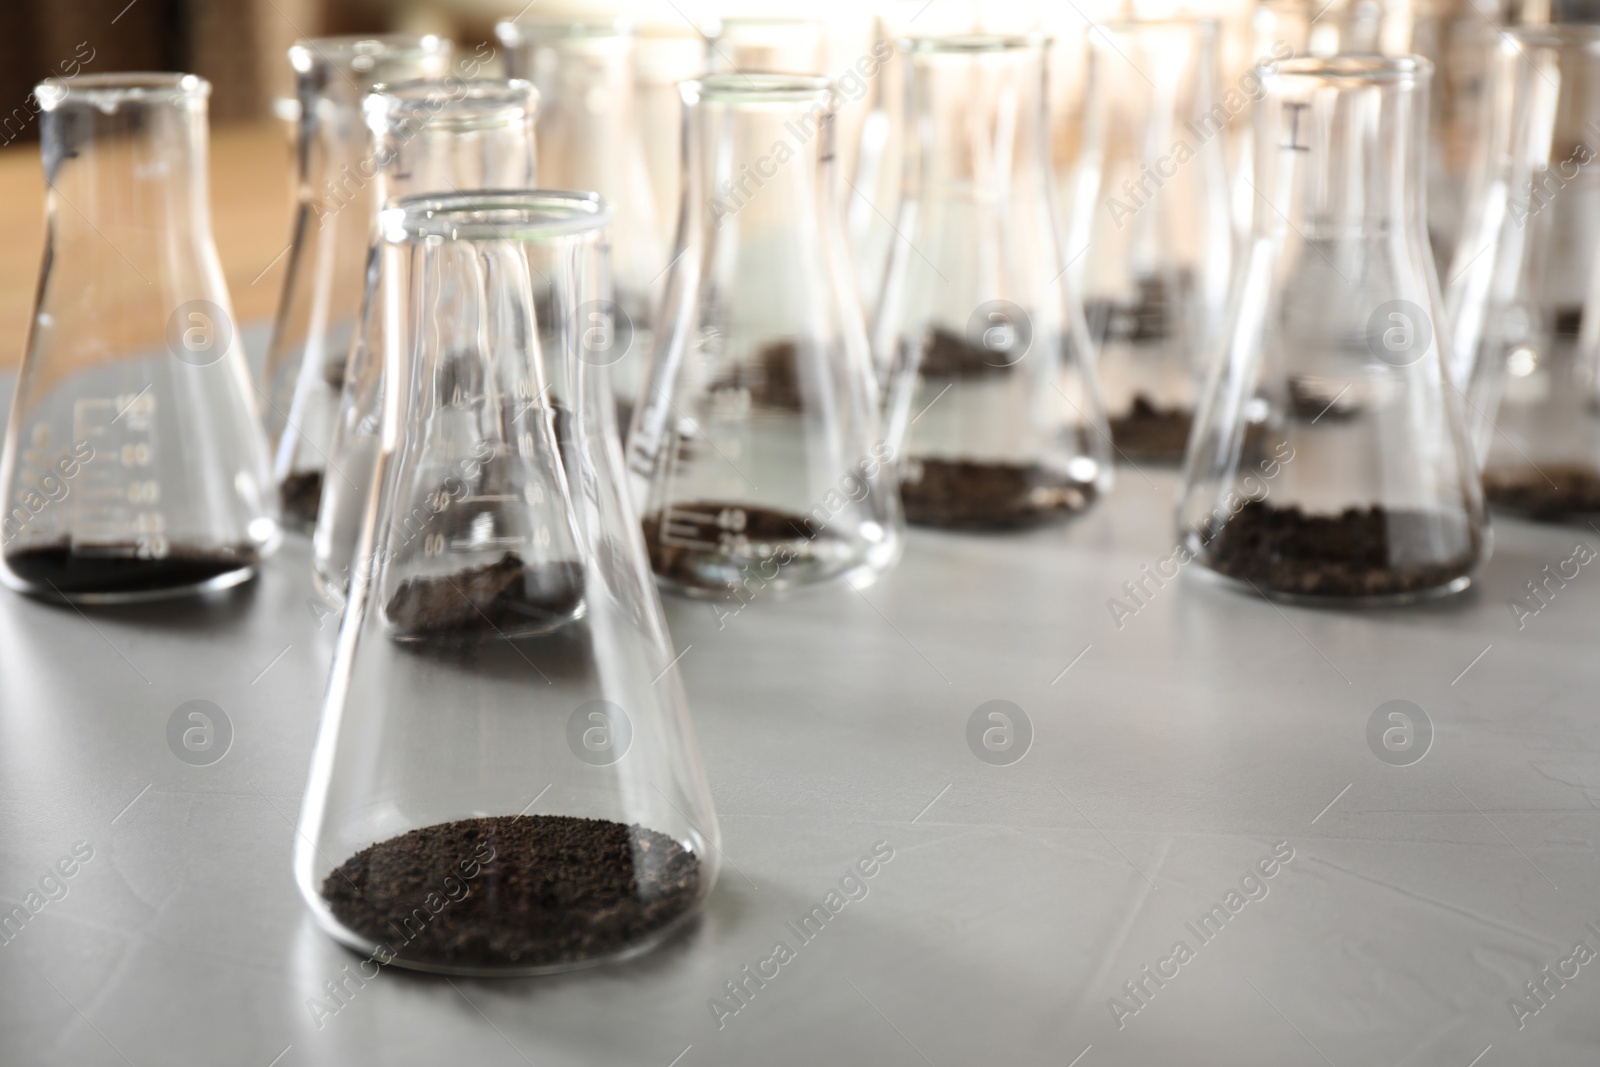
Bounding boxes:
[1107,395,1193,465]
[1189,501,1483,606]
[642,502,886,597]
[1,542,262,604]
[314,814,704,976]
[899,458,1101,529]
[1483,464,1600,524]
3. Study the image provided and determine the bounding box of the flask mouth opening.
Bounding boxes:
[383,190,612,242]
[701,15,825,38]
[1504,23,1600,48]
[902,33,1052,55]
[686,73,833,102]
[1099,16,1221,36]
[494,17,634,46]
[289,35,451,75]
[36,72,210,111]
[1274,55,1434,83]
[367,78,539,131]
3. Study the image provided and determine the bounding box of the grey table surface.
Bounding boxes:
[3,363,1600,1066]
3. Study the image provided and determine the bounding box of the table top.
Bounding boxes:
[1,410,1597,1066]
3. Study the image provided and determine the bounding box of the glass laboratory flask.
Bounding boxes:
[1181,56,1488,604]
[628,75,902,596]
[1411,0,1502,270]
[702,17,828,74]
[637,29,705,254]
[263,35,452,533]
[497,18,664,433]
[1074,18,1233,465]
[311,78,540,599]
[873,35,1110,528]
[1447,25,1600,522]
[0,74,276,603]
[295,191,719,975]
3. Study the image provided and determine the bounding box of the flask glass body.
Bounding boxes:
[294,191,719,976]
[0,74,277,602]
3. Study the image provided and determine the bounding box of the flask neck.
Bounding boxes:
[686,78,838,239]
[1253,60,1431,239]
[39,75,216,259]
[902,38,1053,203]
[522,34,640,188]
[368,81,540,202]
[291,37,452,227]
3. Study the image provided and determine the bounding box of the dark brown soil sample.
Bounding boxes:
[900,459,1098,528]
[4,542,258,596]
[708,340,806,411]
[385,551,583,637]
[1085,273,1184,344]
[1483,463,1600,520]
[641,503,818,584]
[1288,376,1360,421]
[322,815,702,970]
[912,327,1019,378]
[1201,500,1480,598]
[279,470,324,528]
[1109,395,1193,463]
[1553,304,1584,338]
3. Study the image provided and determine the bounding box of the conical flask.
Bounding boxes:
[263,35,453,533]
[295,191,719,975]
[702,16,828,75]
[873,35,1110,528]
[1181,56,1488,604]
[496,18,663,432]
[311,78,540,599]
[1447,25,1600,522]
[1074,17,1233,465]
[0,74,276,603]
[1411,0,1502,270]
[628,75,902,596]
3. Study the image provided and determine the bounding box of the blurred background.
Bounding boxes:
[0,0,1555,370]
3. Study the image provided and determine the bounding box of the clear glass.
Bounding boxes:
[1449,25,1600,521]
[1252,0,1415,58]
[1412,0,1502,270]
[628,75,902,596]
[1235,0,1417,236]
[496,19,663,432]
[263,35,453,533]
[311,79,540,599]
[1074,18,1233,465]
[0,74,277,603]
[703,17,827,74]
[873,35,1110,528]
[295,191,719,976]
[636,30,705,255]
[1181,56,1488,604]
[846,14,904,321]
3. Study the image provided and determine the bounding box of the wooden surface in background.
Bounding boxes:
[0,120,294,370]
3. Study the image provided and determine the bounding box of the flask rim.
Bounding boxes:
[366,78,539,131]
[901,33,1053,55]
[1272,55,1434,83]
[289,34,451,74]
[35,72,210,111]
[382,190,611,243]
[1503,23,1600,48]
[1097,15,1222,36]
[700,15,826,37]
[685,73,834,102]
[494,16,634,45]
